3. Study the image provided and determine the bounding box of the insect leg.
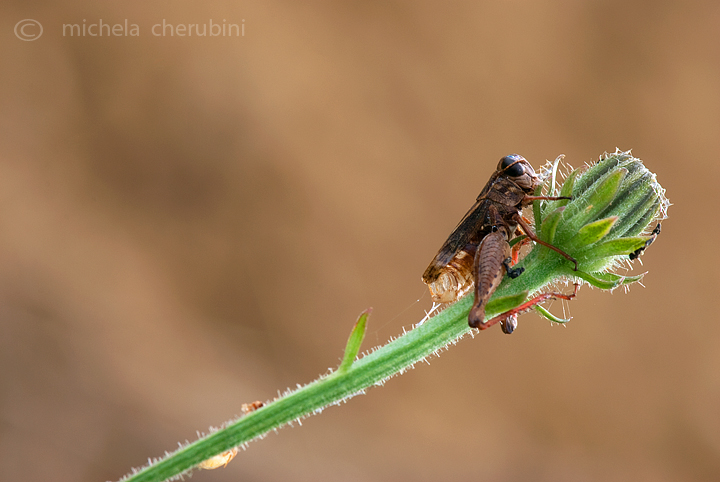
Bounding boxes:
[509,234,531,264]
[502,257,524,278]
[514,214,578,271]
[480,283,580,333]
[501,313,518,334]
[629,223,661,260]
[468,228,511,328]
[523,195,572,202]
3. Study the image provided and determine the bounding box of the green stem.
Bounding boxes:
[120,242,570,482]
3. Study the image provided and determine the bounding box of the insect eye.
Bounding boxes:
[500,155,525,177]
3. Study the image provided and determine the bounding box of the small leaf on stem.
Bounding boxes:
[337,309,371,373]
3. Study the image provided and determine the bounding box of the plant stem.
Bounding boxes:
[120,244,568,482]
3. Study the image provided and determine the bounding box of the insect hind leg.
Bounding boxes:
[629,223,661,260]
[477,283,580,334]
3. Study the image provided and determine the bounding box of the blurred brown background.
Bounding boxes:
[1,1,717,481]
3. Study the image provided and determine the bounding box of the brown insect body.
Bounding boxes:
[422,154,575,332]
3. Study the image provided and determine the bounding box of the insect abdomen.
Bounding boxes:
[426,249,475,303]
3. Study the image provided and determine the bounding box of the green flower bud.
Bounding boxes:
[533,149,669,289]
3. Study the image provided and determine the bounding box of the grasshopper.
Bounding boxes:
[422,154,577,333]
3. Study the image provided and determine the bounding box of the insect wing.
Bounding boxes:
[422,198,489,282]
